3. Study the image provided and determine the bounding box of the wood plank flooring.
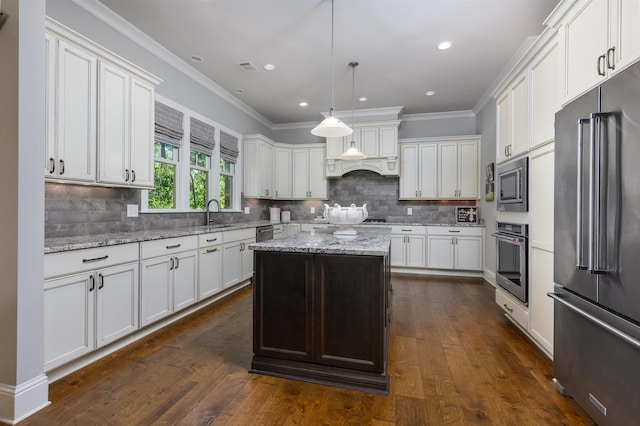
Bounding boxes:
[22,274,595,425]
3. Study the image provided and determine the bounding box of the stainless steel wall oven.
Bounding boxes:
[493,222,528,304]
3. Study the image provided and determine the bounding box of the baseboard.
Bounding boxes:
[0,374,50,425]
[483,268,497,287]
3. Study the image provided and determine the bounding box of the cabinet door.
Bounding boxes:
[610,0,640,74]
[530,37,559,149]
[379,127,398,156]
[406,235,426,268]
[495,91,511,163]
[529,248,555,354]
[427,236,454,269]
[390,235,406,267]
[510,74,529,156]
[399,144,419,199]
[307,147,327,199]
[129,77,155,188]
[292,149,310,198]
[45,33,57,178]
[44,273,95,371]
[419,143,438,198]
[56,39,97,182]
[198,245,223,299]
[242,140,259,197]
[140,256,173,327]
[274,148,292,199]
[241,239,255,281]
[561,0,608,102]
[326,136,345,158]
[457,141,479,199]
[360,127,379,156]
[173,250,198,312]
[96,262,139,348]
[258,141,274,198]
[438,143,458,198]
[98,60,130,185]
[288,223,301,236]
[222,241,242,288]
[454,236,483,271]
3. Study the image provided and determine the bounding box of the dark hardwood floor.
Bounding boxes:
[22,274,595,425]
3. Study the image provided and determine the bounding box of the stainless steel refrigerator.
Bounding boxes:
[552,60,640,425]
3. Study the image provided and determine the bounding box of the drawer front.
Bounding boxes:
[223,227,255,242]
[390,225,426,235]
[198,232,223,247]
[427,226,483,237]
[140,235,198,260]
[300,223,331,232]
[45,243,138,279]
[495,288,529,330]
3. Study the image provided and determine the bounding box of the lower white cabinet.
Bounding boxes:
[288,223,301,236]
[44,244,139,371]
[198,233,223,300]
[273,224,288,239]
[390,226,426,268]
[496,287,529,330]
[222,228,256,288]
[140,236,198,327]
[426,226,483,271]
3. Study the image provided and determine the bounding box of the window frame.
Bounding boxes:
[141,95,243,213]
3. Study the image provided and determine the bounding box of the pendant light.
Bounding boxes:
[338,61,367,161]
[311,0,353,138]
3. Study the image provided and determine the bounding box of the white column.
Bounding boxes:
[0,0,49,423]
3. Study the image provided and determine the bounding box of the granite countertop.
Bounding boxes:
[249,228,391,256]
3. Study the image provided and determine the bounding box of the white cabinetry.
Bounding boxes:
[426,227,483,271]
[326,121,400,177]
[399,137,479,200]
[197,232,224,300]
[45,18,159,188]
[243,136,274,198]
[496,287,529,330]
[390,226,426,268]
[529,35,559,149]
[273,224,288,239]
[140,236,199,327]
[222,228,255,288]
[292,146,327,199]
[43,244,139,371]
[273,147,292,199]
[496,72,528,163]
[559,0,640,104]
[45,35,97,182]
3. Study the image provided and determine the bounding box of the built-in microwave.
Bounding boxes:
[497,157,528,212]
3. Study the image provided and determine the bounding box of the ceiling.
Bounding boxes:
[98,0,560,125]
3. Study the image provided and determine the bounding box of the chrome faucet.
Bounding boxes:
[206,199,220,226]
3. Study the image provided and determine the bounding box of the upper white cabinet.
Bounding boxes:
[45,18,160,188]
[244,135,327,200]
[399,137,480,200]
[45,35,97,182]
[559,0,640,104]
[529,36,559,149]
[325,121,400,177]
[496,72,528,162]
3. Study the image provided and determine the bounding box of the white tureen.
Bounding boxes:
[323,203,368,235]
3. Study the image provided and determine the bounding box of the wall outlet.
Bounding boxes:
[244,206,250,214]
[127,204,139,217]
[310,207,315,214]
[407,207,413,216]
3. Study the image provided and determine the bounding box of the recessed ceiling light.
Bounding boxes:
[425,91,436,96]
[299,102,308,107]
[234,88,244,94]
[437,41,452,50]
[359,97,368,102]
[264,64,276,71]
[189,55,203,63]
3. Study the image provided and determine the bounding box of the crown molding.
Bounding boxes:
[401,110,475,122]
[326,106,404,121]
[272,121,318,131]
[71,0,273,129]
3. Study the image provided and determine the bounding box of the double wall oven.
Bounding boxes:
[493,222,528,304]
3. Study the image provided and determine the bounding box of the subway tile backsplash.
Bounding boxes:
[45,171,476,238]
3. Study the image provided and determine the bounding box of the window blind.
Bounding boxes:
[220,131,239,161]
[190,117,215,154]
[154,101,184,147]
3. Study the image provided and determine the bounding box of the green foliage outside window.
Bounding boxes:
[189,169,208,209]
[219,159,235,209]
[148,162,176,209]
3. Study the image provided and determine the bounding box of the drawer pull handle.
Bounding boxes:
[82,255,109,263]
[205,248,218,254]
[206,237,218,242]
[401,229,412,232]
[503,303,513,313]
[448,230,461,233]
[166,244,182,249]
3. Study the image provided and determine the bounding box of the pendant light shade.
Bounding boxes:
[311,0,353,138]
[338,61,366,161]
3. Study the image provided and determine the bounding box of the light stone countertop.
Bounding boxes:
[249,227,391,256]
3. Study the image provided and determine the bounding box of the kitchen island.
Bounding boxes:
[249,228,392,394]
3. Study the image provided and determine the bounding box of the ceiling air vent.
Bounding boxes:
[235,61,259,74]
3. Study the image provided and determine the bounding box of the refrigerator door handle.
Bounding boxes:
[548,292,640,349]
[576,118,590,270]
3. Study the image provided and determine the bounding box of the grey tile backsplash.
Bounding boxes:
[45,171,476,238]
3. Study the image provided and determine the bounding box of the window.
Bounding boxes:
[189,150,210,210]
[148,141,179,209]
[219,158,235,209]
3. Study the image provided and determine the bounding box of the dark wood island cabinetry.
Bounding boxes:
[249,228,391,394]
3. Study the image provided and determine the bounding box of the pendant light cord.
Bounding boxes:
[350,61,358,145]
[330,0,335,115]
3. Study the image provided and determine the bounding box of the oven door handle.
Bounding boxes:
[491,233,526,244]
